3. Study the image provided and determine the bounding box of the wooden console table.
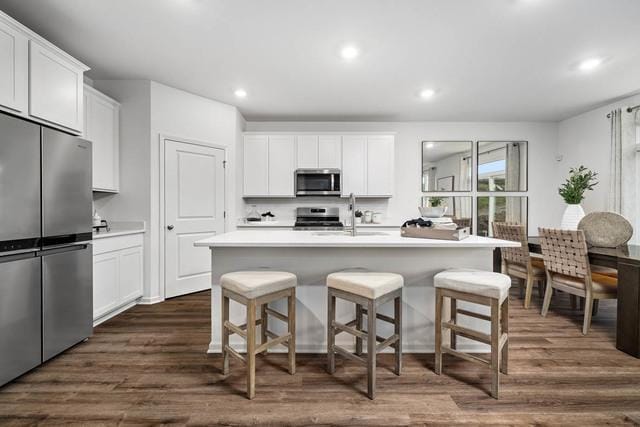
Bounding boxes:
[494,238,640,359]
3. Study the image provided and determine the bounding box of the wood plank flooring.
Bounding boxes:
[1,289,640,425]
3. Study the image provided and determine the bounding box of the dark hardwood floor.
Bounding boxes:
[1,289,640,426]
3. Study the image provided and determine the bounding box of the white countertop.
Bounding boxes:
[194,230,519,248]
[236,220,403,228]
[93,221,146,239]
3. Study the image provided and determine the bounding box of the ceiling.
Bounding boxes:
[2,0,639,122]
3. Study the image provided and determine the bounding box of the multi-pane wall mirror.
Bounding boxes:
[421,196,474,232]
[476,196,528,237]
[422,141,473,192]
[477,141,528,192]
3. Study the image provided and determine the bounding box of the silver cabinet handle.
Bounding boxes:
[167,225,174,230]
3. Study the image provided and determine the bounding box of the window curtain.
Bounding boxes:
[505,143,522,223]
[608,109,638,243]
[459,155,472,191]
[427,167,437,191]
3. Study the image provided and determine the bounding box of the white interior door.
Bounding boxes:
[165,139,225,298]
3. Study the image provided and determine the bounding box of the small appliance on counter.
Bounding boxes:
[246,205,262,222]
[92,219,111,233]
[293,207,344,230]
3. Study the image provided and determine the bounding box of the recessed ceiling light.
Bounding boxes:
[420,89,436,99]
[578,57,603,72]
[340,45,359,60]
[234,88,247,98]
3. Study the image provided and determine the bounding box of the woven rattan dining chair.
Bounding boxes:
[537,228,618,335]
[492,222,546,309]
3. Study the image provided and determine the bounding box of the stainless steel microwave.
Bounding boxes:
[295,169,341,196]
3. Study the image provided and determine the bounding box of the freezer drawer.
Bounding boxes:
[0,254,41,386]
[42,244,93,361]
[0,114,41,245]
[42,127,92,239]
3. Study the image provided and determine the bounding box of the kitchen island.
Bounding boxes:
[195,230,519,354]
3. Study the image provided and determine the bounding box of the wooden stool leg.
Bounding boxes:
[246,299,257,400]
[490,298,501,399]
[260,303,268,354]
[450,297,457,350]
[288,288,296,375]
[582,294,594,335]
[367,298,377,400]
[541,281,553,317]
[355,304,363,356]
[500,298,509,375]
[327,290,336,374]
[434,289,443,375]
[222,293,230,375]
[394,294,402,376]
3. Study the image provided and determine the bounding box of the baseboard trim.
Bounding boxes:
[138,295,164,305]
[93,299,140,326]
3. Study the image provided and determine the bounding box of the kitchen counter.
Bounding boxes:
[92,221,146,239]
[196,230,518,355]
[195,229,517,248]
[236,220,404,229]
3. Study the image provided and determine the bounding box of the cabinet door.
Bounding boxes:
[296,135,318,168]
[268,135,295,196]
[29,41,84,133]
[318,135,341,169]
[85,86,120,192]
[243,135,269,196]
[341,135,367,196]
[366,135,394,196]
[119,246,143,304]
[93,251,119,320]
[0,19,27,113]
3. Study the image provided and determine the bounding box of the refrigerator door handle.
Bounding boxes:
[38,242,91,256]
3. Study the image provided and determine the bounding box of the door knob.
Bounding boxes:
[167,225,174,230]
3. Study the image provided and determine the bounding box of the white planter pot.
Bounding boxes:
[560,204,585,230]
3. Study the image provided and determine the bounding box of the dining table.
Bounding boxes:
[493,238,640,359]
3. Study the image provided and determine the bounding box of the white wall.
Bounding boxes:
[92,80,244,303]
[557,93,640,214]
[244,121,561,234]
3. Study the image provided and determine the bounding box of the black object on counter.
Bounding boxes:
[402,218,433,228]
[261,211,275,218]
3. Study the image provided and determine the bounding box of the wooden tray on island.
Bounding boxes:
[400,225,470,241]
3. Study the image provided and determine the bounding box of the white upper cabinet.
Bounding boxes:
[366,135,394,197]
[243,135,269,196]
[268,135,296,197]
[318,135,341,169]
[0,18,27,113]
[84,85,120,192]
[0,11,89,134]
[341,135,368,196]
[342,135,394,197]
[296,135,318,168]
[29,40,86,133]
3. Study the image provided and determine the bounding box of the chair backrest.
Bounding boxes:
[537,227,590,279]
[492,222,530,267]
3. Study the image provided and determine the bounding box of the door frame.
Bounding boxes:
[159,134,227,301]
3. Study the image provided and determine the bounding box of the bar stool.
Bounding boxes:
[220,271,296,399]
[434,269,511,399]
[326,271,403,400]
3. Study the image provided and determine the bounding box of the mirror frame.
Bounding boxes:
[476,140,528,192]
[421,140,474,192]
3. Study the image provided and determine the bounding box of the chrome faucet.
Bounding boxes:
[348,192,357,236]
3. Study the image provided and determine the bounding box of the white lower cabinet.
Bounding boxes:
[93,233,144,325]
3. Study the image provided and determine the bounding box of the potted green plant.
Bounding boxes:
[354,210,363,224]
[419,197,448,218]
[559,165,598,229]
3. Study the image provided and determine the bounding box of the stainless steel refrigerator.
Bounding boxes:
[0,113,93,387]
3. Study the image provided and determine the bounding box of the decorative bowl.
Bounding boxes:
[419,206,448,218]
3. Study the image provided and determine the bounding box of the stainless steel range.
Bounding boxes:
[293,207,344,230]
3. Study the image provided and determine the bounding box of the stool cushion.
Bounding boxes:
[327,272,403,300]
[434,269,511,302]
[221,271,296,299]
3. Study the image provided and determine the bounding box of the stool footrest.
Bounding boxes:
[333,321,367,340]
[265,307,288,323]
[256,332,291,354]
[442,321,490,345]
[457,308,491,322]
[376,334,399,352]
[442,346,490,366]
[361,308,395,324]
[332,345,366,365]
[224,321,247,339]
[224,345,246,364]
